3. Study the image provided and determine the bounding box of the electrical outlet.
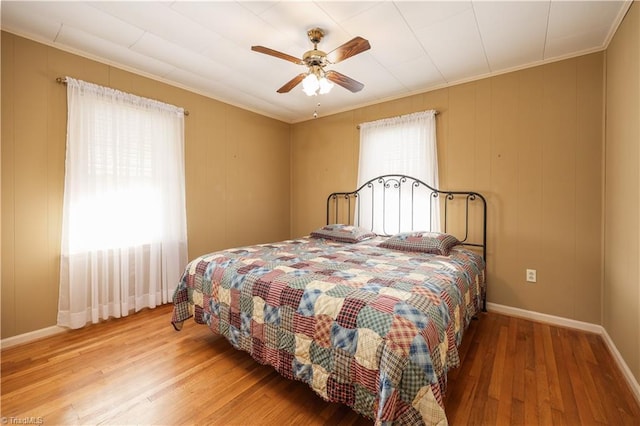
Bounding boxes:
[526,269,537,283]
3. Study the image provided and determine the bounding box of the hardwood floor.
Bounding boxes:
[2,304,639,425]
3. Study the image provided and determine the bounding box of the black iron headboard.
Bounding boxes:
[326,174,487,260]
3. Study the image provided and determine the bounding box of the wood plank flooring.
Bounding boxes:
[2,304,639,425]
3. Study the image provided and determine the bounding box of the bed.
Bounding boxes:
[171,175,487,425]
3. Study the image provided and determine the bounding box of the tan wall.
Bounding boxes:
[1,32,291,339]
[291,54,605,325]
[604,1,640,384]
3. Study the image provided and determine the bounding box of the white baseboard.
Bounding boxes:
[0,325,67,349]
[600,327,640,405]
[487,302,640,406]
[486,302,603,333]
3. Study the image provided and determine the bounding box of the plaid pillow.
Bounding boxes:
[379,231,460,256]
[310,224,376,243]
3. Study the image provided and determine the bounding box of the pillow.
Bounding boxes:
[310,224,376,243]
[379,231,460,256]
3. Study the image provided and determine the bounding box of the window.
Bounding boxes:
[356,110,440,234]
[58,77,188,329]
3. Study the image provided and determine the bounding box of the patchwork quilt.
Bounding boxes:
[171,236,485,425]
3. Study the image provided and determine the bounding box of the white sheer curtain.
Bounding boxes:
[58,77,188,329]
[357,110,440,234]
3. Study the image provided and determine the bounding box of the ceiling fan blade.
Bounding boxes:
[325,70,365,93]
[277,74,306,93]
[327,37,371,64]
[251,46,303,65]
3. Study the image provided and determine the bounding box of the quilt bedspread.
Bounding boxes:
[171,236,485,425]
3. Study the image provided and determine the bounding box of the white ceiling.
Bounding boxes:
[1,1,631,123]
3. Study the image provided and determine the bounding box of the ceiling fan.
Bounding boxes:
[251,28,371,96]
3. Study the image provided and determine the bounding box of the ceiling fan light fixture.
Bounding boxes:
[252,28,370,95]
[302,66,333,96]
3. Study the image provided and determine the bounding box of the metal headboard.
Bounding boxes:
[326,174,487,261]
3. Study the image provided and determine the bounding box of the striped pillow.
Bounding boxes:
[310,224,376,243]
[379,231,460,256]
